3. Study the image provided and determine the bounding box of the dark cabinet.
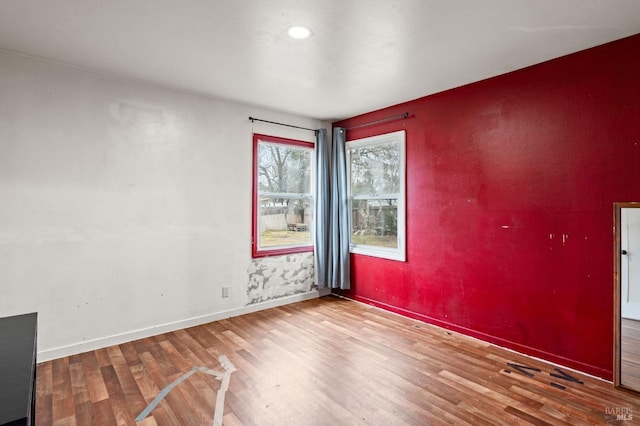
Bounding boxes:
[0,313,37,426]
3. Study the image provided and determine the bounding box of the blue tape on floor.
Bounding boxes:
[135,355,236,425]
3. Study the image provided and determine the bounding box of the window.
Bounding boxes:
[346,130,406,261]
[252,134,314,257]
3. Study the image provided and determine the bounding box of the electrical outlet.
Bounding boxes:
[222,287,230,298]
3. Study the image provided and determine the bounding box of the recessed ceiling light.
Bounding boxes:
[288,25,313,40]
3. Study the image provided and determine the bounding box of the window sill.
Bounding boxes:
[252,245,313,259]
[350,245,406,262]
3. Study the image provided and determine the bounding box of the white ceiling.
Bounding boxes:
[0,1,639,121]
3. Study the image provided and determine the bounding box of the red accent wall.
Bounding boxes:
[333,33,640,380]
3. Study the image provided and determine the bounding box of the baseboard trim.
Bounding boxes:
[350,294,612,381]
[38,291,320,362]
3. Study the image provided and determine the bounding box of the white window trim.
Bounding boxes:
[346,130,406,262]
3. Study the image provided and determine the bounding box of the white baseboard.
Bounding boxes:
[38,290,320,362]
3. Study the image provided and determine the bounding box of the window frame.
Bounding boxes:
[346,130,406,262]
[252,133,315,258]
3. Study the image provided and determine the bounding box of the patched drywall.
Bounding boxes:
[247,253,315,304]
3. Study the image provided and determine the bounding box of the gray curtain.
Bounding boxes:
[315,127,350,290]
[330,127,351,289]
[315,128,331,287]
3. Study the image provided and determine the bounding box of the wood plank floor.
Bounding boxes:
[36,296,640,425]
[621,318,640,392]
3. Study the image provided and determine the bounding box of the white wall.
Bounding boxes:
[0,51,328,361]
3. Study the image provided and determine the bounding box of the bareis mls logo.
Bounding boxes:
[605,407,633,421]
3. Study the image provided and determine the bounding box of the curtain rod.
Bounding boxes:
[248,116,318,133]
[249,111,408,133]
[346,112,409,130]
